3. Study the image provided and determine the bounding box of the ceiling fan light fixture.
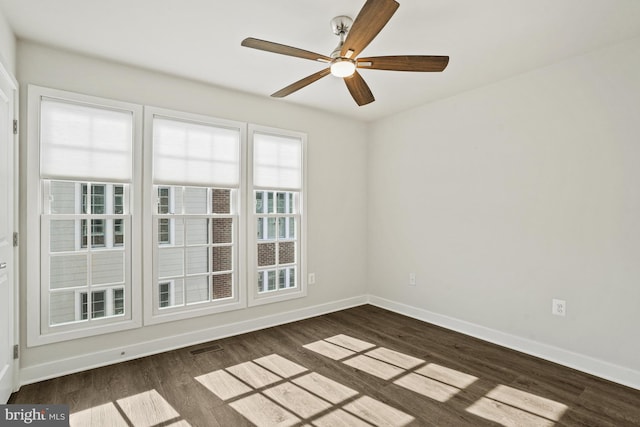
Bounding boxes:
[330,58,356,78]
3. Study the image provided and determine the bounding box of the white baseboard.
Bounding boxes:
[368,295,640,391]
[19,295,368,386]
[20,294,639,391]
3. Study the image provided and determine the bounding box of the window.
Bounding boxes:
[28,86,307,343]
[27,85,142,345]
[144,107,246,323]
[249,126,306,306]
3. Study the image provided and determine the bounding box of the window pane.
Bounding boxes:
[159,282,171,308]
[287,267,296,288]
[257,217,276,241]
[158,218,171,244]
[114,186,124,214]
[276,192,293,214]
[289,217,295,239]
[91,290,106,319]
[257,271,264,293]
[50,255,87,289]
[258,270,278,293]
[278,242,295,265]
[113,288,124,315]
[49,181,77,214]
[255,192,264,214]
[50,220,76,252]
[83,219,105,248]
[212,246,232,272]
[257,243,276,267]
[158,248,184,278]
[187,247,209,275]
[267,218,276,239]
[186,218,209,245]
[278,269,286,289]
[267,192,274,213]
[81,292,88,320]
[50,291,78,325]
[212,218,232,244]
[87,184,106,215]
[158,279,184,308]
[171,218,185,245]
[186,276,209,304]
[184,187,207,214]
[158,187,171,214]
[114,219,124,246]
[91,251,124,285]
[213,274,233,299]
[267,270,276,291]
[212,188,231,214]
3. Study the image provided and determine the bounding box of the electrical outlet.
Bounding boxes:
[308,273,316,285]
[409,273,416,286]
[552,299,566,316]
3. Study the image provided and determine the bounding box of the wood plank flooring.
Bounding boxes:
[9,305,640,426]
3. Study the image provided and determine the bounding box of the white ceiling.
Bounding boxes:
[1,0,640,122]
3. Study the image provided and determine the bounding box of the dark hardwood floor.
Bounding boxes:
[10,305,640,426]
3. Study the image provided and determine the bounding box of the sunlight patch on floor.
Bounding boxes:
[466,384,569,427]
[344,355,405,380]
[303,340,356,360]
[415,363,478,389]
[197,352,415,426]
[70,402,128,427]
[225,361,282,389]
[196,369,252,400]
[71,389,189,427]
[116,389,182,427]
[229,394,300,427]
[254,354,308,378]
[305,334,478,403]
[263,382,333,418]
[394,372,460,402]
[325,334,377,352]
[291,372,359,404]
[365,347,424,370]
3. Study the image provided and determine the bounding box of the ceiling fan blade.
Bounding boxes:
[344,71,375,106]
[358,55,449,72]
[341,0,399,58]
[242,38,332,63]
[271,68,332,98]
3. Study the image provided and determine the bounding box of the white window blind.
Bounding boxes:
[253,133,302,190]
[40,98,133,181]
[153,117,240,186]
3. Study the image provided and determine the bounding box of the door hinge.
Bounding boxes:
[13,232,18,247]
[13,345,19,360]
[13,119,18,135]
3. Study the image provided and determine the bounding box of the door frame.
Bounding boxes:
[0,57,19,399]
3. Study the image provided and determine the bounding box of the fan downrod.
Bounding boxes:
[330,16,353,59]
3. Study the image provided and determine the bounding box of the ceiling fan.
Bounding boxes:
[241,0,449,106]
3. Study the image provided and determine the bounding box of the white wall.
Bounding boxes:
[368,36,640,386]
[17,40,368,380]
[0,6,15,74]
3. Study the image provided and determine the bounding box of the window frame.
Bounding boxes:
[247,125,308,307]
[26,85,143,347]
[143,106,247,325]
